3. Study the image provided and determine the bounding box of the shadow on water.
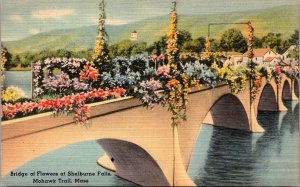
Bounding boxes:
[189,101,299,186]
[193,127,255,186]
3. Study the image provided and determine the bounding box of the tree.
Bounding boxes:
[74,49,93,60]
[131,42,147,56]
[147,36,167,55]
[287,48,299,60]
[288,29,299,46]
[1,46,15,70]
[196,37,206,52]
[261,32,283,53]
[210,38,220,52]
[219,28,247,53]
[177,30,192,49]
[109,40,148,58]
[182,40,201,53]
[7,54,20,69]
[252,36,262,48]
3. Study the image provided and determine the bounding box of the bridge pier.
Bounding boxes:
[277,83,289,111]
[291,78,299,100]
[96,125,196,186]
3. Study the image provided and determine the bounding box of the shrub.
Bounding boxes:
[2,86,27,102]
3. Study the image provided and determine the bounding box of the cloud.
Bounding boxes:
[89,18,131,25]
[29,28,40,35]
[31,8,75,20]
[8,15,24,23]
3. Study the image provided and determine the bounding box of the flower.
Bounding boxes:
[2,86,27,102]
[134,79,164,108]
[166,79,180,88]
[255,77,262,87]
[32,58,88,97]
[79,62,99,82]
[274,66,281,74]
[157,66,171,78]
[1,88,126,123]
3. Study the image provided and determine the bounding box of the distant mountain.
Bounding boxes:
[3,5,298,54]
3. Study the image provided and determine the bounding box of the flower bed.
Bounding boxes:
[2,87,126,123]
[33,58,89,97]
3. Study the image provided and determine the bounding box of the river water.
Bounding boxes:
[3,71,32,98]
[2,101,299,186]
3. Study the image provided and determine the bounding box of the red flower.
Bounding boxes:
[275,66,281,74]
[2,87,126,123]
[255,77,262,87]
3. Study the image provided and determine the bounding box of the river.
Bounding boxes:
[3,71,32,98]
[2,101,299,186]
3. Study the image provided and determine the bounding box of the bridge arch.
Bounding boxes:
[282,80,291,100]
[257,83,278,111]
[97,138,170,186]
[204,94,250,131]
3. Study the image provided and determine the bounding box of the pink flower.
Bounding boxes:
[275,66,281,74]
[157,66,171,78]
[158,54,165,60]
[2,88,126,123]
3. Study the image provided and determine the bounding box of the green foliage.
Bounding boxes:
[2,97,34,105]
[182,40,201,53]
[252,36,262,48]
[261,32,283,53]
[219,28,247,53]
[288,29,299,46]
[196,37,206,52]
[1,45,13,69]
[147,36,167,55]
[209,38,221,52]
[109,40,148,58]
[287,48,299,59]
[177,30,193,48]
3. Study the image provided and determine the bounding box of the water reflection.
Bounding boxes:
[194,127,255,186]
[189,101,299,186]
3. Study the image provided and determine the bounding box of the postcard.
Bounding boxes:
[1,0,299,186]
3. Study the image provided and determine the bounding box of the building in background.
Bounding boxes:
[130,30,138,41]
[242,48,281,66]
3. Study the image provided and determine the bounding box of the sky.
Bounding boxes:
[1,0,297,41]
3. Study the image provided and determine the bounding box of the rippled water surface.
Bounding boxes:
[2,101,299,186]
[188,101,299,186]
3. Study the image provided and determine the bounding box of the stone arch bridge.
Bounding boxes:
[2,74,299,186]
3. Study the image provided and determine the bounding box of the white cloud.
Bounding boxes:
[8,15,24,23]
[31,8,75,20]
[29,28,40,35]
[89,18,131,25]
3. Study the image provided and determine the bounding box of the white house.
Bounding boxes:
[242,48,281,66]
[282,45,298,60]
[225,52,243,67]
[280,45,299,68]
[130,30,138,41]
